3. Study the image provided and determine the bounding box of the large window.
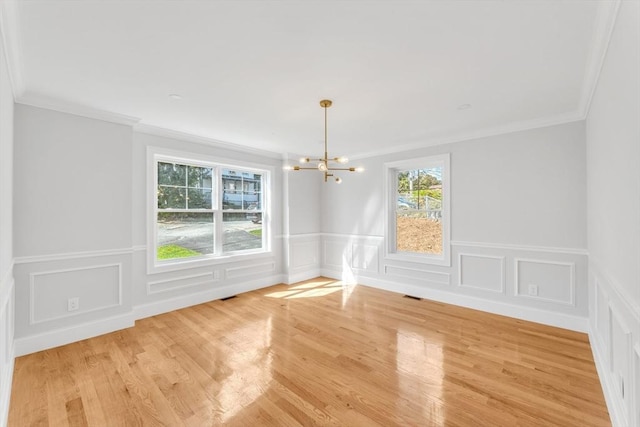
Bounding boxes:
[385,154,450,266]
[152,153,268,268]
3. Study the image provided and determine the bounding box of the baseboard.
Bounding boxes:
[133,274,285,320]
[321,270,588,332]
[286,269,321,285]
[0,355,14,427]
[589,325,624,427]
[13,313,135,357]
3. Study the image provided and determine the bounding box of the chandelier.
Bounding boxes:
[285,99,364,183]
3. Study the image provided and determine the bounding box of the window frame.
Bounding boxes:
[147,147,272,274]
[383,153,451,267]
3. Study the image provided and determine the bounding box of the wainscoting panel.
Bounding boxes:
[323,239,347,270]
[384,265,450,285]
[351,243,379,273]
[147,271,218,295]
[609,304,633,423]
[458,253,505,293]
[514,258,575,306]
[225,262,275,280]
[595,278,611,351]
[290,240,319,271]
[0,274,14,427]
[30,263,122,324]
[13,250,134,356]
[588,261,640,427]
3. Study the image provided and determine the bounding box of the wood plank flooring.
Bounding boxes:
[9,278,610,426]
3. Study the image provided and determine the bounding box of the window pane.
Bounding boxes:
[187,188,212,209]
[157,212,213,260]
[188,166,212,189]
[396,166,443,255]
[158,162,186,186]
[222,212,262,252]
[221,169,262,211]
[158,186,186,209]
[396,211,442,254]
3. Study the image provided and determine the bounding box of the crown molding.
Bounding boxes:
[349,110,584,160]
[0,0,25,98]
[134,123,283,160]
[578,0,622,119]
[17,94,141,126]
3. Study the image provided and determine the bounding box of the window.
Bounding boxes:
[152,151,269,269]
[385,154,450,266]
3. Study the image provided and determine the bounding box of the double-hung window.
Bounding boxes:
[152,151,269,269]
[385,154,450,266]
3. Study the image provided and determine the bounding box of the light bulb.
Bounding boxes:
[283,165,293,171]
[336,156,348,164]
[318,162,327,171]
[335,177,342,184]
[355,167,365,173]
[299,157,310,163]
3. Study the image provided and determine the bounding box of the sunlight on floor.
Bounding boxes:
[265,278,358,300]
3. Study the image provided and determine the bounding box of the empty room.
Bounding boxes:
[0,0,638,426]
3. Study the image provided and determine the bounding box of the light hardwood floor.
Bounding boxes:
[9,277,610,426]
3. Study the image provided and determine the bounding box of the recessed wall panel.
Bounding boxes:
[351,243,378,272]
[515,259,574,305]
[459,254,504,293]
[30,264,121,324]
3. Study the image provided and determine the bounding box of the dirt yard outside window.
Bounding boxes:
[396,215,442,254]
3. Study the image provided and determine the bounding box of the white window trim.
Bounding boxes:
[383,153,451,267]
[147,146,273,274]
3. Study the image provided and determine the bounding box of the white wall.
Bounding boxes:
[586,1,640,426]
[12,105,135,354]
[0,23,14,427]
[316,121,589,331]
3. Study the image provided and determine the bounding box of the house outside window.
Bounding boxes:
[150,150,270,271]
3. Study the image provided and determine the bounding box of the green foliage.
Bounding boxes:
[249,229,262,237]
[157,245,201,260]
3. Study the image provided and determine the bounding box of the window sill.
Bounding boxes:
[148,250,274,275]
[385,251,451,267]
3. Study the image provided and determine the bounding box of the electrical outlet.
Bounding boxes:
[528,284,538,296]
[68,297,79,311]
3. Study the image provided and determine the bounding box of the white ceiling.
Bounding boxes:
[3,0,617,158]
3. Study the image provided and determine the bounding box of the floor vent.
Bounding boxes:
[220,295,237,301]
[403,295,421,300]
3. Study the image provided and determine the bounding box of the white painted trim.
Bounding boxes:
[590,259,640,325]
[0,0,24,98]
[225,262,275,280]
[321,233,383,240]
[383,154,451,267]
[514,258,576,306]
[16,96,140,126]
[29,263,123,325]
[593,277,611,353]
[580,0,622,119]
[457,253,505,294]
[323,270,588,332]
[147,146,275,274]
[14,312,135,357]
[589,325,624,427]
[607,303,633,425]
[383,264,450,285]
[135,123,282,159]
[634,344,640,427]
[451,240,588,256]
[132,245,147,252]
[14,247,133,264]
[286,269,322,285]
[133,274,284,321]
[147,271,219,295]
[286,233,323,240]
